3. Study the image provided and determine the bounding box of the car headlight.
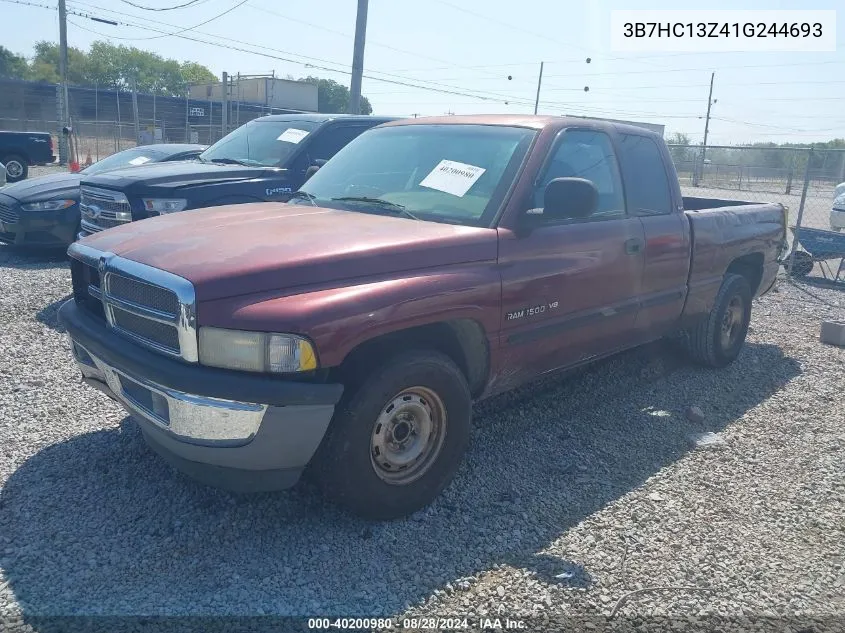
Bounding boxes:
[833,194,845,209]
[142,198,188,214]
[21,199,75,211]
[198,327,318,373]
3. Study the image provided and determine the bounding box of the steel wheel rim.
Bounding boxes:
[370,386,447,485]
[5,161,22,178]
[720,295,745,349]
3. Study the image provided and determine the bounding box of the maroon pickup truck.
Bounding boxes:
[60,115,788,520]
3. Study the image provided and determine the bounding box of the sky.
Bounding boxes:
[1,0,844,144]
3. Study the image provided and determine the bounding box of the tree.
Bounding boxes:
[31,41,90,84]
[299,76,372,114]
[0,45,28,80]
[666,131,693,165]
[22,40,217,95]
[180,61,216,86]
[86,41,189,95]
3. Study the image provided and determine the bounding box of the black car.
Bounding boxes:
[77,114,396,237]
[0,130,56,182]
[0,143,205,248]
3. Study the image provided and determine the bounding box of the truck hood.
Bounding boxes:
[1,171,81,201]
[80,161,281,192]
[78,203,497,301]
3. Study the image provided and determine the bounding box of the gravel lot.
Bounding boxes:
[0,243,844,632]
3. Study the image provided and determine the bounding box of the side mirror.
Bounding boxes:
[312,158,328,167]
[542,177,598,221]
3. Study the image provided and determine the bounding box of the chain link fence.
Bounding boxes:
[0,78,309,166]
[669,143,845,282]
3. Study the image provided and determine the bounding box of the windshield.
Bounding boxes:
[81,147,169,175]
[199,120,321,167]
[296,124,535,226]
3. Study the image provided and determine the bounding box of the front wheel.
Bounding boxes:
[312,350,472,520]
[680,273,752,368]
[2,154,28,182]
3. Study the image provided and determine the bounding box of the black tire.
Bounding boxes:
[312,350,471,520]
[2,154,28,182]
[785,250,813,277]
[680,273,752,368]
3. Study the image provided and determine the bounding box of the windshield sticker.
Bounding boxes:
[128,156,151,166]
[419,159,486,197]
[277,128,310,144]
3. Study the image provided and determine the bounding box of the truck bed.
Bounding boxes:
[681,197,786,320]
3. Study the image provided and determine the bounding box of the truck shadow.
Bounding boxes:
[0,341,800,619]
[35,293,72,332]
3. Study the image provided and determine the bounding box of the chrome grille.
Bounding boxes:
[0,201,18,224]
[108,274,179,315]
[111,306,181,353]
[68,242,198,363]
[80,186,132,233]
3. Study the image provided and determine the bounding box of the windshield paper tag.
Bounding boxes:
[128,156,151,165]
[277,128,310,144]
[420,160,486,197]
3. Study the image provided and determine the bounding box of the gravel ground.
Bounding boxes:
[0,244,844,632]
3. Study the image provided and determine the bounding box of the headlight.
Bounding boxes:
[833,194,845,209]
[198,327,318,373]
[142,198,188,214]
[21,199,75,211]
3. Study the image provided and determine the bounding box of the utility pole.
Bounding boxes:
[58,0,70,164]
[221,71,228,137]
[695,72,715,187]
[348,0,368,114]
[533,61,544,115]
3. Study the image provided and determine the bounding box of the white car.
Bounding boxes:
[831,182,845,231]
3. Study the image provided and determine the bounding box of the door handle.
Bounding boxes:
[624,238,643,255]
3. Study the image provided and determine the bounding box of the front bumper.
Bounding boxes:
[830,208,845,231]
[59,299,343,491]
[0,203,79,247]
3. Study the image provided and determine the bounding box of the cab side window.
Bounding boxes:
[616,134,673,216]
[533,129,626,219]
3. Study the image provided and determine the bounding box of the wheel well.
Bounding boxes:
[1,150,27,161]
[726,252,764,295]
[333,319,490,398]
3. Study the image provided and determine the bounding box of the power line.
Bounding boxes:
[244,2,509,80]
[64,10,532,104]
[67,0,845,114]
[86,0,249,40]
[118,0,207,10]
[712,117,841,134]
[67,0,561,105]
[62,7,838,128]
[18,0,845,138]
[430,0,667,70]
[539,60,845,79]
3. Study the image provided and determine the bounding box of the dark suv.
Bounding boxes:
[77,114,396,237]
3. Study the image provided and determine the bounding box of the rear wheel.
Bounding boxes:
[2,154,27,182]
[312,350,471,520]
[680,273,752,368]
